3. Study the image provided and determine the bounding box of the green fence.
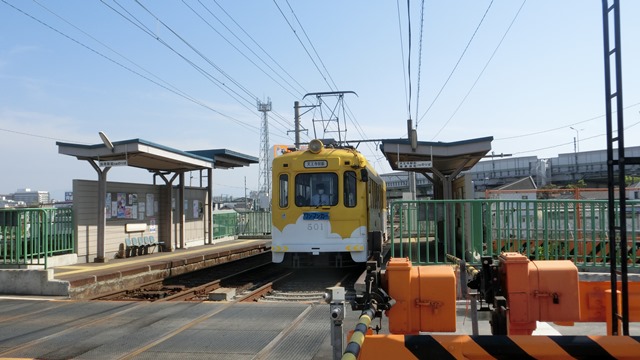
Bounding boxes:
[0,207,75,268]
[238,211,271,236]
[390,199,640,269]
[212,213,238,239]
[213,211,272,238]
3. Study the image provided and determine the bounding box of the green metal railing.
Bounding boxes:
[212,213,238,239]
[390,199,640,268]
[212,211,272,238]
[238,211,271,236]
[0,208,75,268]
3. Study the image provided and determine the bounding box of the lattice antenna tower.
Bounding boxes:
[257,98,272,202]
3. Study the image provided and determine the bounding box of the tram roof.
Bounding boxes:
[57,138,257,172]
[379,136,493,175]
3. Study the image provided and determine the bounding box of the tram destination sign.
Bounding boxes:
[304,160,328,168]
[397,161,432,169]
[99,160,128,167]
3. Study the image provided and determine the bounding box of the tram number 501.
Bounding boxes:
[307,223,324,231]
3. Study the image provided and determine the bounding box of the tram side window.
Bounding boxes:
[344,171,357,207]
[279,174,288,208]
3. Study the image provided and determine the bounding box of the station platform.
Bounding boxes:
[53,239,271,299]
[0,239,270,299]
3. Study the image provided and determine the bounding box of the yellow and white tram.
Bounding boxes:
[271,139,387,267]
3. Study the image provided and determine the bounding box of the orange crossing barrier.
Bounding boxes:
[359,334,640,360]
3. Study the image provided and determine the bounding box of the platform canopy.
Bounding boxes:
[379,136,493,176]
[56,137,258,263]
[57,138,258,171]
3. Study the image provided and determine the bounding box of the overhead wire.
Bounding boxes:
[406,0,412,122]
[32,0,196,109]
[208,0,317,140]
[209,0,308,96]
[396,0,410,119]
[418,0,494,127]
[133,0,257,104]
[511,119,640,155]
[186,0,308,134]
[274,0,371,152]
[105,0,293,139]
[284,0,338,91]
[0,127,91,144]
[104,0,258,112]
[2,0,259,134]
[494,101,640,141]
[430,0,526,140]
[272,0,334,91]
[183,0,304,101]
[414,0,426,126]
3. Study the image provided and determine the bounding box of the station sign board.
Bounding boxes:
[397,160,432,169]
[99,160,128,167]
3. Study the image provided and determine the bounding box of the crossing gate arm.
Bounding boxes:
[358,334,640,360]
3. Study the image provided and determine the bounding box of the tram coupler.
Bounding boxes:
[324,286,346,360]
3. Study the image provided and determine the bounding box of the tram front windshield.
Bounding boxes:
[294,173,338,206]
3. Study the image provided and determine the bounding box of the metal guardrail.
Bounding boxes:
[238,211,271,236]
[213,211,271,238]
[0,208,74,268]
[212,213,238,239]
[390,199,640,268]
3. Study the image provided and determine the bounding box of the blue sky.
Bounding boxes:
[1,1,639,201]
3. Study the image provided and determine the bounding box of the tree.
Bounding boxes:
[565,179,587,189]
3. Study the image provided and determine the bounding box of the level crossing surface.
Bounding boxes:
[0,298,344,359]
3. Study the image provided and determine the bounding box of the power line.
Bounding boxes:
[180,1,303,134]
[0,127,90,144]
[127,1,297,140]
[103,0,295,140]
[31,0,195,106]
[209,0,308,96]
[494,101,640,141]
[284,0,338,91]
[396,0,410,119]
[183,0,305,101]
[119,1,297,137]
[2,0,259,133]
[133,0,257,102]
[511,119,640,155]
[272,0,333,91]
[430,0,526,139]
[418,0,495,126]
[414,0,426,125]
[406,0,412,120]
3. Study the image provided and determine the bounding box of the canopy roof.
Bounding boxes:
[57,138,258,172]
[380,137,493,175]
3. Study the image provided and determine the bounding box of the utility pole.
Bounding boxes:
[290,100,311,149]
[294,101,300,149]
[258,99,272,210]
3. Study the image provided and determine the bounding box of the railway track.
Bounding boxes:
[91,253,364,304]
[259,266,363,303]
[89,252,275,301]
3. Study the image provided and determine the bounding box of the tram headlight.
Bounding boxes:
[308,139,324,153]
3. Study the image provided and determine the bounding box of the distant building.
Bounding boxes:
[11,188,50,206]
[0,196,26,208]
[382,146,640,199]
